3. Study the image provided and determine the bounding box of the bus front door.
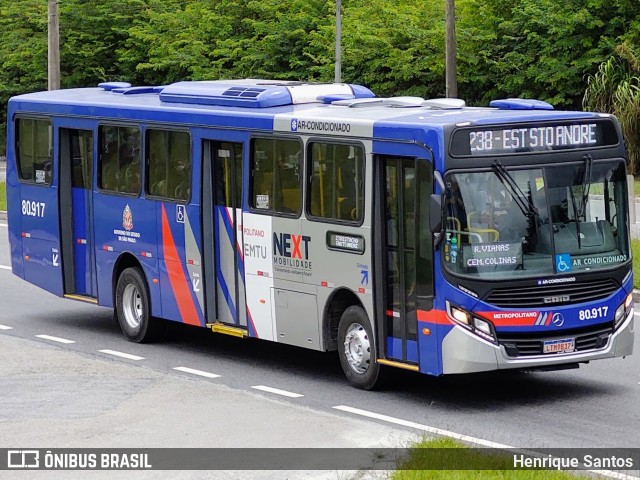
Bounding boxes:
[202,141,247,328]
[59,128,96,298]
[378,156,434,366]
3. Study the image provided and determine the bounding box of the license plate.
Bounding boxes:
[543,338,575,354]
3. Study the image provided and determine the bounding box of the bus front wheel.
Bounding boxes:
[337,306,384,390]
[115,267,163,343]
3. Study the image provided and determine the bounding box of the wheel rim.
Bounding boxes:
[122,283,143,330]
[343,322,371,374]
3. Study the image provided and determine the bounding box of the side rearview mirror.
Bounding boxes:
[429,194,443,233]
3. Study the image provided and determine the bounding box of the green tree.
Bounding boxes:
[119,0,334,84]
[0,0,48,134]
[0,0,147,142]
[584,44,640,174]
[459,0,633,108]
[341,0,445,97]
[60,0,148,86]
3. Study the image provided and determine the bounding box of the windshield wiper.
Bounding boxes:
[568,185,582,249]
[579,154,593,219]
[566,155,593,250]
[492,161,537,219]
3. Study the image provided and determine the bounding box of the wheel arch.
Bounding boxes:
[112,252,145,307]
[322,287,365,351]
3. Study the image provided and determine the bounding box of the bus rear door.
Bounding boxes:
[202,140,247,328]
[59,125,97,299]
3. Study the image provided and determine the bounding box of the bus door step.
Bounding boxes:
[206,322,248,338]
[377,358,419,372]
[63,294,98,304]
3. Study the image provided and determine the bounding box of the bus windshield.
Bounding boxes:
[443,160,629,279]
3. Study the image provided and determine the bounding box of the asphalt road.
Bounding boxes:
[0,222,639,477]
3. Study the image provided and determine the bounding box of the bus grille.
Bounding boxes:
[497,323,614,357]
[485,278,618,308]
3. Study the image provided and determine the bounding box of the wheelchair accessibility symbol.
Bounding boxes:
[176,204,186,224]
[555,254,572,273]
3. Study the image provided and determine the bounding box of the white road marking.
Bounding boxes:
[334,405,511,448]
[251,385,304,398]
[0,265,11,270]
[35,334,75,344]
[333,406,640,480]
[98,349,144,361]
[173,366,221,379]
[0,324,13,330]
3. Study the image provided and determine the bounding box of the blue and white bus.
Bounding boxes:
[6,80,634,389]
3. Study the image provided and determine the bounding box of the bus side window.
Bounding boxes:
[99,125,140,194]
[16,118,52,185]
[308,142,364,223]
[145,129,191,201]
[251,138,302,215]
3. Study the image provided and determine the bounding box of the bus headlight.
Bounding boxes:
[473,317,494,339]
[449,305,471,325]
[446,301,497,344]
[615,293,633,329]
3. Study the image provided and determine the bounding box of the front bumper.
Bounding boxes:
[441,309,635,374]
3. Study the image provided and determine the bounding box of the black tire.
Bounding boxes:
[337,305,384,390]
[115,267,164,343]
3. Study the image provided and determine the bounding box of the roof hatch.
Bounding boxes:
[490,98,554,110]
[98,82,132,91]
[158,80,374,108]
[331,96,466,109]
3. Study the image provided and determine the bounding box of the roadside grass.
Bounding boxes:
[0,181,5,211]
[392,438,591,480]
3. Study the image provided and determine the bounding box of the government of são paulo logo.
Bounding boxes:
[122,204,133,231]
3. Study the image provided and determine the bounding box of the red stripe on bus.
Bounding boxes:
[223,207,244,262]
[417,310,451,325]
[161,205,200,326]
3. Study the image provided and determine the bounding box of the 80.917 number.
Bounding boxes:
[578,306,608,321]
[22,200,46,218]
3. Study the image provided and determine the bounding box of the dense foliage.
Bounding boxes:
[584,42,640,173]
[1,0,640,159]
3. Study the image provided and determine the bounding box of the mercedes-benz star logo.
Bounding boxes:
[551,313,565,327]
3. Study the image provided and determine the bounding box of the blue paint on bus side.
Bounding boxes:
[156,202,204,325]
[386,337,419,363]
[213,207,236,324]
[5,108,25,279]
[71,187,90,294]
[19,182,63,296]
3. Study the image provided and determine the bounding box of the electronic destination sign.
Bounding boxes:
[450,120,619,157]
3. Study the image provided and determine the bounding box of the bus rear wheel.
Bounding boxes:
[115,267,164,343]
[337,306,384,390]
